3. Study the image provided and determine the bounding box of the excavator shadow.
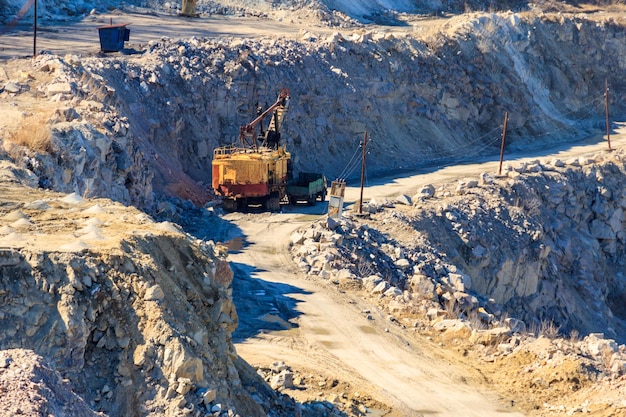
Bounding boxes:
[230,261,308,342]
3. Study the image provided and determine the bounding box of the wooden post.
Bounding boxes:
[498,112,509,176]
[33,0,37,57]
[605,79,611,150]
[358,131,367,214]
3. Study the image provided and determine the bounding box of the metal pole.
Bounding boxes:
[498,112,509,176]
[605,79,611,150]
[33,0,37,57]
[358,131,367,214]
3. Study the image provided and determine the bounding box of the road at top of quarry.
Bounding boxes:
[227,125,626,416]
[0,8,445,61]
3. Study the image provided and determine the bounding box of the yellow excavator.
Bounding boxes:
[211,88,292,211]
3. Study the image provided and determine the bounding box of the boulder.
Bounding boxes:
[394,258,410,269]
[270,370,294,390]
[4,81,21,93]
[46,82,73,96]
[414,184,435,200]
[372,281,388,294]
[585,333,617,357]
[144,285,165,301]
[469,327,511,346]
[383,286,403,298]
[395,194,412,205]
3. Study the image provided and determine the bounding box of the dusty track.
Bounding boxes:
[0,11,317,60]
[0,9,448,61]
[229,212,522,416]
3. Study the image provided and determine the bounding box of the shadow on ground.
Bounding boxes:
[230,261,308,342]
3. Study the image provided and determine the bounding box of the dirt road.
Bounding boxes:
[0,10,326,60]
[0,8,447,61]
[228,211,522,416]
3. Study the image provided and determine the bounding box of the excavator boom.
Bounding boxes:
[239,88,290,149]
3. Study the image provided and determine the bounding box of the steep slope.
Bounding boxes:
[82,10,626,190]
[0,161,295,416]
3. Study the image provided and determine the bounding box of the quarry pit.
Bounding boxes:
[2,1,626,416]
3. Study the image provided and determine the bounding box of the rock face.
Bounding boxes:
[4,10,626,212]
[290,148,626,343]
[0,169,280,417]
[89,10,625,187]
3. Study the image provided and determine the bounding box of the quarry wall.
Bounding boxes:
[0,178,278,416]
[5,12,626,210]
[291,149,626,343]
[68,12,626,203]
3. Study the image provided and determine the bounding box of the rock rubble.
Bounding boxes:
[0,168,299,417]
[290,146,626,413]
[4,10,626,213]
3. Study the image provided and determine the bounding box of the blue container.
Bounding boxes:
[98,24,130,52]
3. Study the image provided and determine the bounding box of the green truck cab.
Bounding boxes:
[286,172,327,205]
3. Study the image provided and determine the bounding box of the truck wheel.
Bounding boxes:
[320,189,327,201]
[287,195,296,205]
[267,193,281,212]
[307,196,316,206]
[223,199,236,212]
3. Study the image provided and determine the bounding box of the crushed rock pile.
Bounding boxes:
[0,349,103,417]
[254,360,381,417]
[289,146,626,414]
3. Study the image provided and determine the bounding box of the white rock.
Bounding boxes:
[290,232,305,245]
[4,81,21,93]
[395,194,412,205]
[46,82,73,95]
[372,281,388,294]
[144,285,165,301]
[203,389,216,405]
[586,333,617,357]
[383,286,403,297]
[394,258,410,269]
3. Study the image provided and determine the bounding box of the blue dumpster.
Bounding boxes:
[98,23,130,52]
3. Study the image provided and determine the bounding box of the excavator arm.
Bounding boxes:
[239,88,290,149]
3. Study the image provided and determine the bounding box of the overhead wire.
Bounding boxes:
[336,142,362,180]
[335,92,609,182]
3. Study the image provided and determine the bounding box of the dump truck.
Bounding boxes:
[286,172,327,205]
[212,89,292,211]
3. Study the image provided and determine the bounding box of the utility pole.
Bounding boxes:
[605,79,611,150]
[498,111,509,176]
[358,131,367,214]
[33,0,37,57]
